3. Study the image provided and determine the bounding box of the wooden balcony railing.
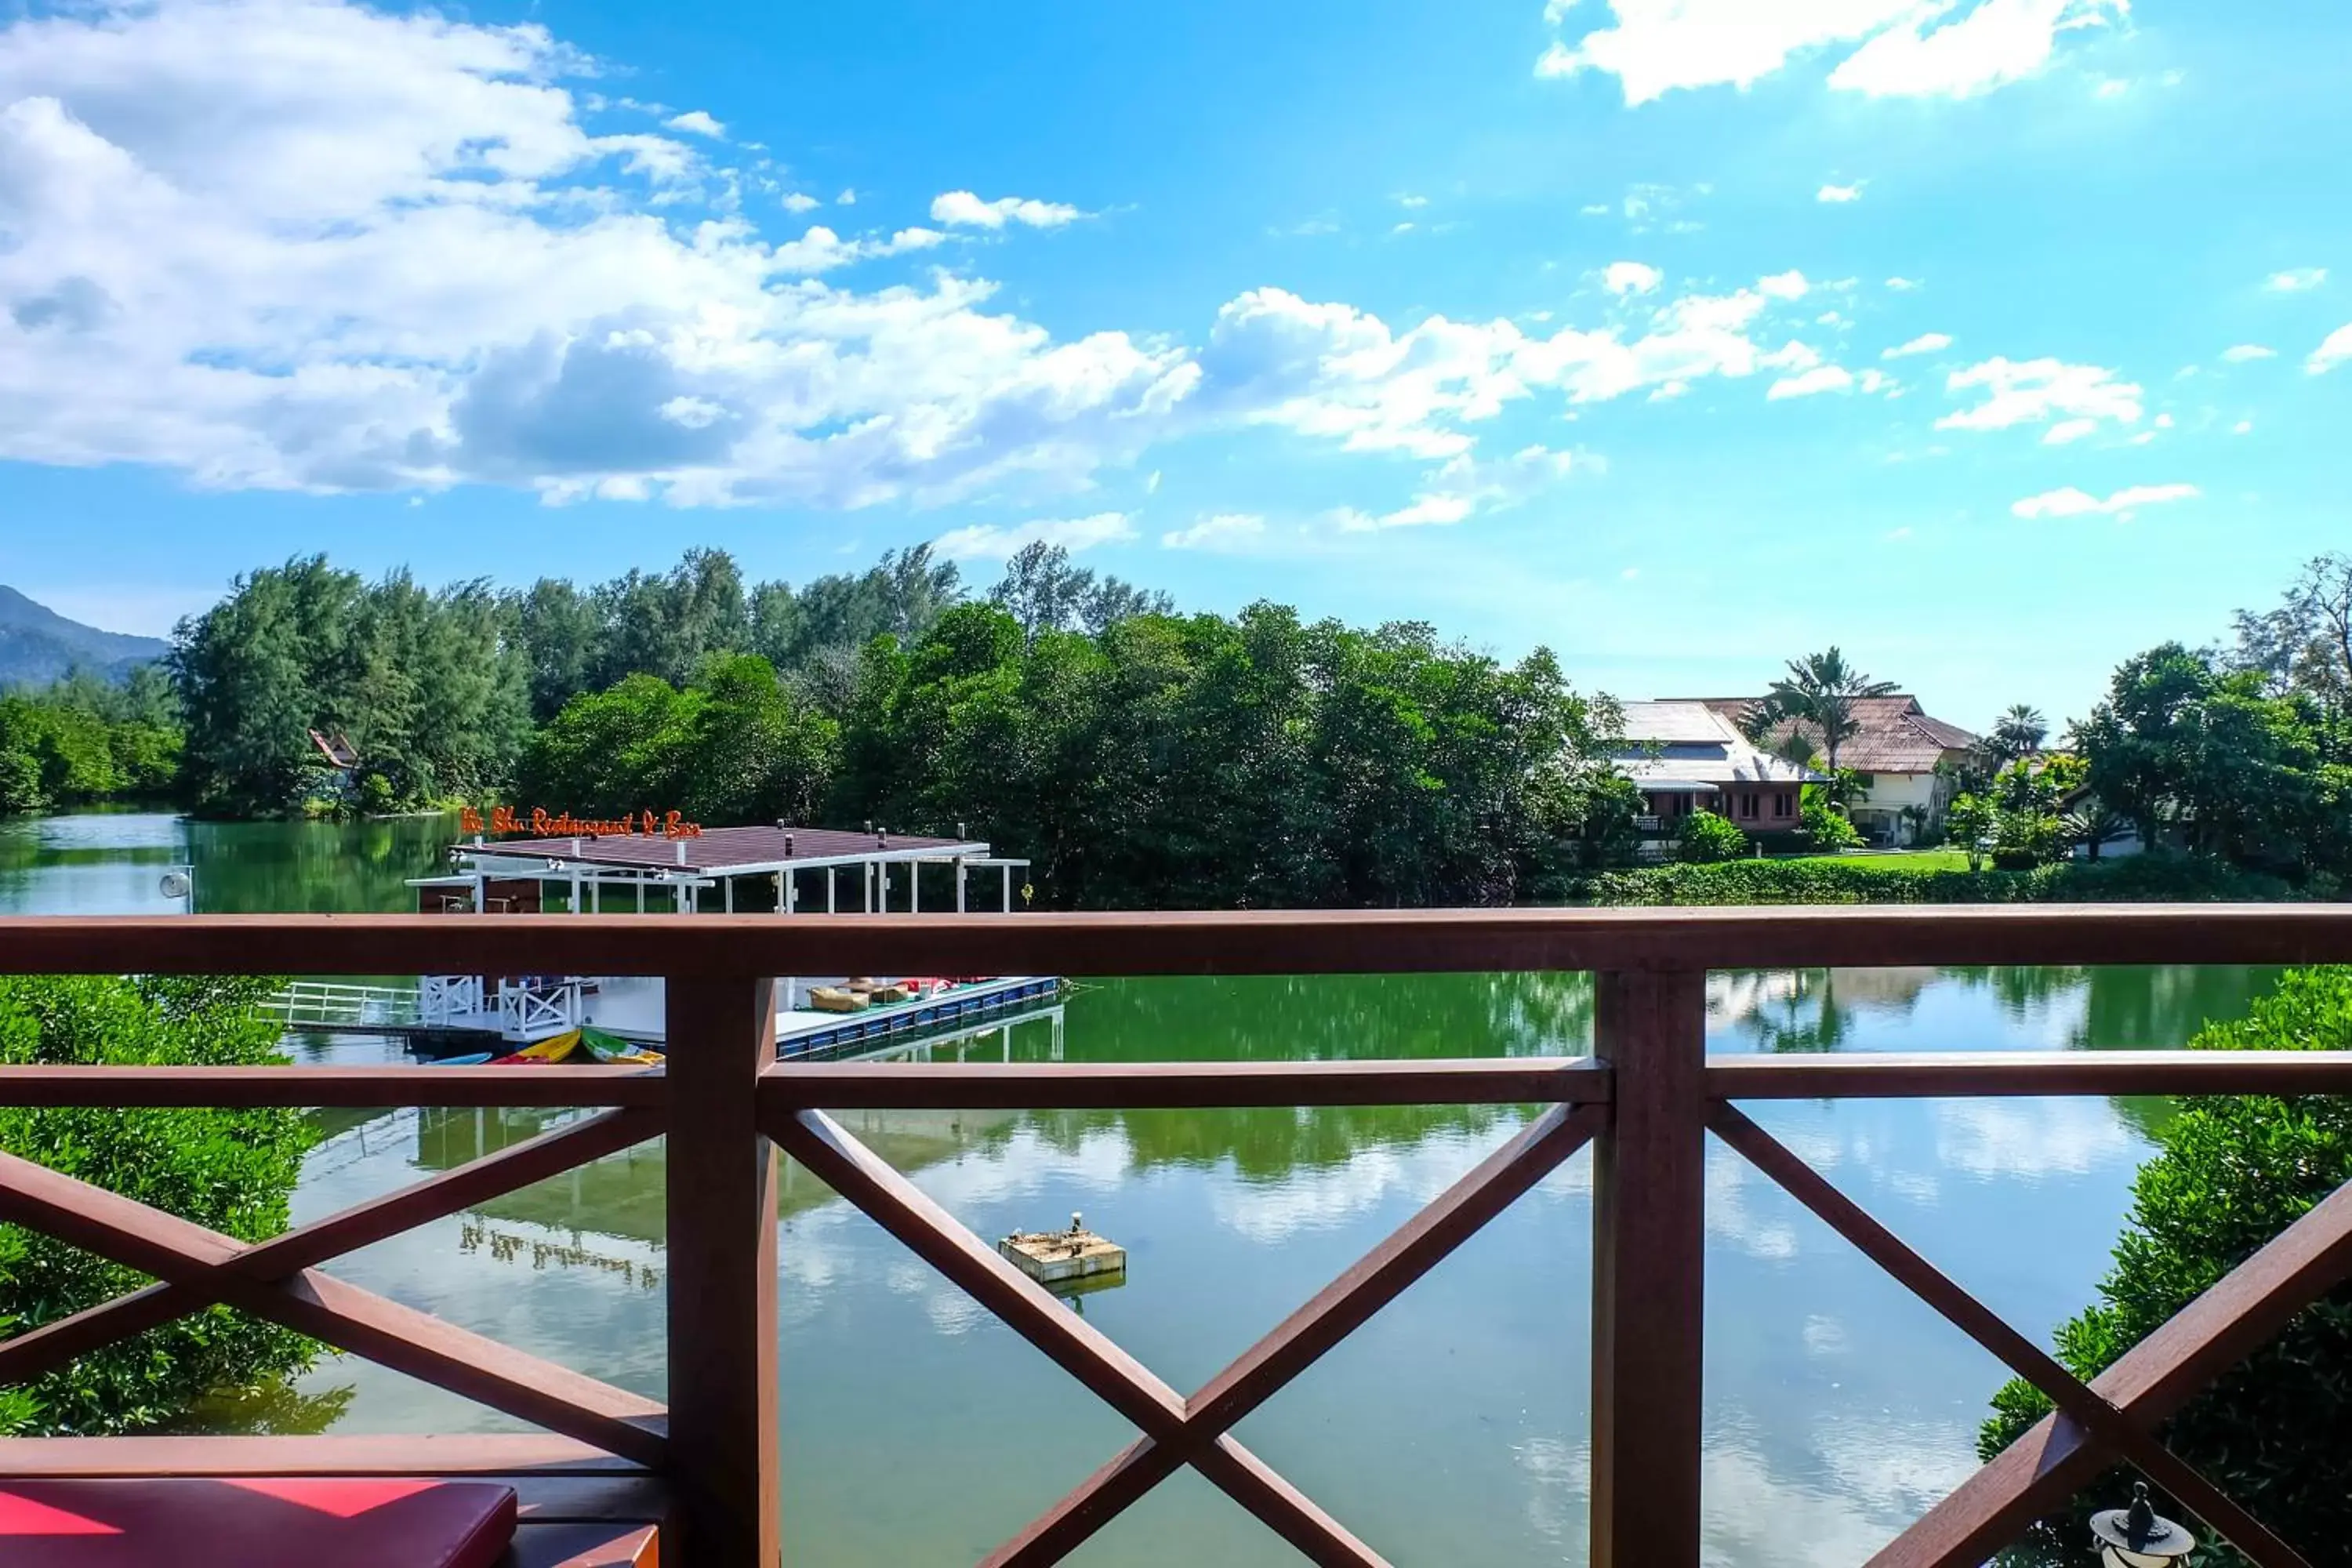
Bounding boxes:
[6,907,2352,1566]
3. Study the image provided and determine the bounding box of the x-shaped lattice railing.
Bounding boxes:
[1708,1102,2352,1568]
[0,1108,670,1466]
[770,1098,1609,1566]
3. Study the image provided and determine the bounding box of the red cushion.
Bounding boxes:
[0,1477,517,1567]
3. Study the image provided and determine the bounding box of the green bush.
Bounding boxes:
[1567,853,2295,906]
[1800,786,1864,851]
[0,975,319,1433]
[1979,966,2352,1564]
[1675,810,1750,864]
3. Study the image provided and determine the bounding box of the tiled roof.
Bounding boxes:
[1674,695,1979,775]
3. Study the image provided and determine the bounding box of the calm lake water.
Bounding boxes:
[0,811,2284,1566]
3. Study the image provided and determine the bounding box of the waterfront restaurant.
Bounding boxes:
[405,818,1051,1053]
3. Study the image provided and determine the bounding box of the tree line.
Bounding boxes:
[0,666,180,815]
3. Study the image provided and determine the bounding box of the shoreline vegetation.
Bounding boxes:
[9,546,2352,908]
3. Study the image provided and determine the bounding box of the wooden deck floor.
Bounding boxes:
[0,1435,665,1566]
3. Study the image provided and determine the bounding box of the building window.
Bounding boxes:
[1740,793,1759,819]
[1773,792,1794,818]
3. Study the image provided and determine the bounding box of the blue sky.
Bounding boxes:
[2,0,2347,729]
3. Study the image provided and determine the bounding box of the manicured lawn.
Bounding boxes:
[1771,850,1973,873]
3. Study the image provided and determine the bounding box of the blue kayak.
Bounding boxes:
[430,1051,496,1066]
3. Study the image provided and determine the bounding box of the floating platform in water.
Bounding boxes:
[1000,1214,1126,1289]
[776,975,1061,1057]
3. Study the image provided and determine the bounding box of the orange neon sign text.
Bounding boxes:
[459,806,704,840]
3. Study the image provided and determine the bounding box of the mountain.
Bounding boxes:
[0,586,172,687]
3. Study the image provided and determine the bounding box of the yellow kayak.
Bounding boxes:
[504,1029,583,1063]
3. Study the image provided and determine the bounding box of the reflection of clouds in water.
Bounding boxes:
[909,1126,1135,1209]
[1708,1143,1798,1261]
[1934,1097,2136,1179]
[1702,1417,1977,1568]
[1512,1434,1588,1544]
[1210,1128,1534,1243]
[1802,1314,1847,1356]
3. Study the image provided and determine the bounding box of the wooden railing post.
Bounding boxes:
[1589,967,1708,1568]
[666,975,780,1566]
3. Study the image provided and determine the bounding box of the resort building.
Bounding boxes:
[1678,694,1980,845]
[1613,701,1815,838]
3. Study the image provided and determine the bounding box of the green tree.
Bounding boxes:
[1980,966,2352,1565]
[1947,792,1996,871]
[519,655,838,827]
[1740,648,1899,775]
[2075,643,2352,878]
[2232,553,2352,712]
[0,974,318,1434]
[989,542,1172,637]
[1991,703,2049,760]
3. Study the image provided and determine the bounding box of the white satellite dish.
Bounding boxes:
[158,870,191,901]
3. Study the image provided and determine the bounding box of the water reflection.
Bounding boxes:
[2,814,2298,1565]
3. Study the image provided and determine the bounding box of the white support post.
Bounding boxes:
[827,868,837,913]
[637,879,646,913]
[910,862,920,915]
[1002,863,1012,913]
[956,860,967,913]
[724,877,735,914]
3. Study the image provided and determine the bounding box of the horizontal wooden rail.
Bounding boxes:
[1709,1050,2352,1099]
[0,1065,666,1108]
[8,906,2352,1566]
[13,902,2352,978]
[762,1057,1608,1109]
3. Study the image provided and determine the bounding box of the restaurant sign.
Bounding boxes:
[459,806,704,840]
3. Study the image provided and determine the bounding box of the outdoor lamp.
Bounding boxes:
[2089,1483,2195,1566]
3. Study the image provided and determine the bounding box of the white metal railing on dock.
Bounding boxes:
[260,980,423,1031]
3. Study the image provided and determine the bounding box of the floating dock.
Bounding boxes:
[776,976,1061,1058]
[1000,1214,1127,1288]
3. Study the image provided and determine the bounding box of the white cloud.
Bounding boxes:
[1579,201,1612,216]
[0,0,1882,514]
[1160,512,1265,550]
[932,513,1135,560]
[2267,267,2328,292]
[2010,483,2201,520]
[930,190,1084,230]
[1758,269,1809,300]
[1602,260,1663,296]
[2232,419,2253,434]
[664,109,724,139]
[2042,416,2098,445]
[1767,364,1853,400]
[1886,276,1923,291]
[0,0,1200,506]
[2309,324,2352,375]
[1396,192,1429,209]
[1539,0,2124,104]
[780,191,821,214]
[1334,445,1581,532]
[1882,332,1952,359]
[836,187,857,205]
[1830,0,2128,99]
[1817,183,1863,203]
[1936,357,2143,437]
[2220,343,2275,363]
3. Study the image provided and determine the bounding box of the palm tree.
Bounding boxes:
[1991,702,2048,760]
[1742,648,1898,775]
